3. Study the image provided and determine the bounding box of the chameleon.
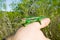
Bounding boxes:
[21,16,46,26]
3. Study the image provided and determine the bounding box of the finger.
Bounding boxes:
[25,22,41,30]
[40,18,50,29]
[25,18,50,30]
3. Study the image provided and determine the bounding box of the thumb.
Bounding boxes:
[26,18,50,29]
[40,18,50,29]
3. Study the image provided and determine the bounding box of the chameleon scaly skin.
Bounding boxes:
[21,16,46,26]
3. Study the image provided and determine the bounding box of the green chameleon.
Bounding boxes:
[21,16,46,26]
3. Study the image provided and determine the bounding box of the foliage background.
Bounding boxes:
[0,0,60,40]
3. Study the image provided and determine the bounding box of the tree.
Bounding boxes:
[0,0,6,11]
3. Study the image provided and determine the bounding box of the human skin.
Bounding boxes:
[6,18,50,40]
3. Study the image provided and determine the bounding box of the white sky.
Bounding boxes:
[3,0,21,11]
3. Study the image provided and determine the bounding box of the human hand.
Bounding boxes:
[13,18,50,40]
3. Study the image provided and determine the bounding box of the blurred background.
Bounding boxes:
[0,0,60,40]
